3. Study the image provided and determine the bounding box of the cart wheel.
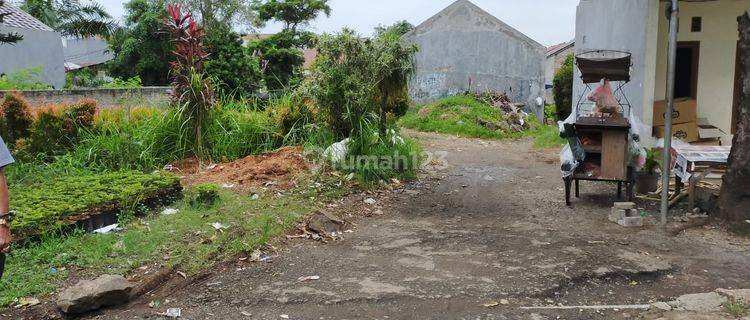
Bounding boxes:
[564,177,572,206]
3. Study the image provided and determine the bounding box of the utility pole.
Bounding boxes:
[660,0,679,225]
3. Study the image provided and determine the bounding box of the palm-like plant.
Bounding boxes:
[21,0,114,38]
[373,28,417,135]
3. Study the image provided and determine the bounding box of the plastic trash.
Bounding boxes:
[160,208,179,216]
[93,224,120,234]
[588,80,620,114]
[323,138,350,164]
[560,143,579,178]
[164,308,181,318]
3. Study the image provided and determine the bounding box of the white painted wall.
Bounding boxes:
[653,0,750,143]
[573,0,658,127]
[0,26,65,88]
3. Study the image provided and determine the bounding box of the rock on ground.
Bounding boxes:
[57,274,134,314]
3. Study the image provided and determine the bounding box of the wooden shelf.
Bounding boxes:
[583,145,602,153]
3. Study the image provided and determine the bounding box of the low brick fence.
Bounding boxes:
[0,87,171,107]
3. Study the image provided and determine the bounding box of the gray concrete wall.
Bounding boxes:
[573,0,656,120]
[406,0,545,119]
[0,26,65,88]
[0,87,171,107]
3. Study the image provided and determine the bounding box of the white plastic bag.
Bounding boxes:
[560,143,579,178]
[323,138,350,164]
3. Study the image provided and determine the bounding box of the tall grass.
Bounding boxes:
[204,108,280,162]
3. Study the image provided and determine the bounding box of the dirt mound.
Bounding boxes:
[169,147,309,190]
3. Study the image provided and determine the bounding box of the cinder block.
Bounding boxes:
[613,202,636,210]
[618,216,644,227]
[609,208,626,223]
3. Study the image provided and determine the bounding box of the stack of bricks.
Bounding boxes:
[609,202,643,227]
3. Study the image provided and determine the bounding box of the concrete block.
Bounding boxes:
[609,208,626,223]
[618,216,644,227]
[613,202,636,210]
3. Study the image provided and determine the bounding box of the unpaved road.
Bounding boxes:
[89,131,750,320]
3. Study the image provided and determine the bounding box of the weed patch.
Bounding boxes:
[399,95,538,140]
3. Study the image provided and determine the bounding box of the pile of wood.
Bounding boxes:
[470,91,531,132]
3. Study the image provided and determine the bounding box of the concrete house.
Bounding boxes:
[406,0,546,118]
[62,37,114,71]
[574,0,749,145]
[0,2,65,88]
[545,40,575,101]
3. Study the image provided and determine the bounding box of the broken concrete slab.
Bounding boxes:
[715,288,750,304]
[614,202,636,210]
[617,251,672,273]
[670,292,726,312]
[57,274,134,314]
[618,216,644,227]
[306,210,345,237]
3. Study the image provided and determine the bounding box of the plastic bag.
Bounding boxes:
[588,80,620,114]
[560,143,579,178]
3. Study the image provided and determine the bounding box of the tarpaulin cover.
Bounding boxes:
[576,50,632,83]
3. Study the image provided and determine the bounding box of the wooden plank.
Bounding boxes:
[601,130,627,180]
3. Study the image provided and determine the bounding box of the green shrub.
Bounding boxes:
[266,92,316,135]
[553,54,574,120]
[25,100,98,160]
[342,118,421,182]
[0,66,51,90]
[101,76,143,89]
[9,171,181,236]
[204,24,262,96]
[187,183,220,207]
[0,92,33,144]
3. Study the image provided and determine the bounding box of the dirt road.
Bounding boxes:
[93,131,750,319]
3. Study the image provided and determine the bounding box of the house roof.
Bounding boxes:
[0,2,54,32]
[546,40,574,58]
[408,0,545,51]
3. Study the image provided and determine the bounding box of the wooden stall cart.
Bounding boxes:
[564,50,636,205]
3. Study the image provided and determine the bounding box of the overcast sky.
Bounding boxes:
[98,0,578,46]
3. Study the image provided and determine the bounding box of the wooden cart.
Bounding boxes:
[563,50,636,205]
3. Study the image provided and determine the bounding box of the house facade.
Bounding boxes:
[545,41,575,102]
[574,0,749,145]
[406,0,546,119]
[0,2,65,88]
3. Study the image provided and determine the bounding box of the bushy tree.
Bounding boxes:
[248,0,330,90]
[251,0,330,32]
[553,54,574,120]
[204,24,262,95]
[247,30,308,91]
[0,0,23,44]
[372,27,417,135]
[20,0,114,38]
[309,28,416,138]
[375,20,414,37]
[184,0,255,29]
[108,0,172,86]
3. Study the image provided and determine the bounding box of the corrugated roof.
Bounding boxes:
[0,2,54,32]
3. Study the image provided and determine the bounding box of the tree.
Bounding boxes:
[107,0,172,86]
[553,54,574,120]
[204,23,262,95]
[375,20,414,37]
[183,0,255,30]
[247,30,307,91]
[251,0,330,33]
[20,0,114,38]
[372,26,417,135]
[0,0,23,44]
[249,0,330,90]
[719,12,750,234]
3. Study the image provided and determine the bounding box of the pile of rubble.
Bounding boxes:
[469,91,531,133]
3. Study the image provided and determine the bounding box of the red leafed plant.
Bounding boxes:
[163,3,214,158]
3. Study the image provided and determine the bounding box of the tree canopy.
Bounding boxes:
[20,0,114,38]
[251,0,330,32]
[107,0,172,86]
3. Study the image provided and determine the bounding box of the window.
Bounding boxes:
[691,17,702,32]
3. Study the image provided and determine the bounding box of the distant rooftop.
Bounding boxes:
[0,2,54,32]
